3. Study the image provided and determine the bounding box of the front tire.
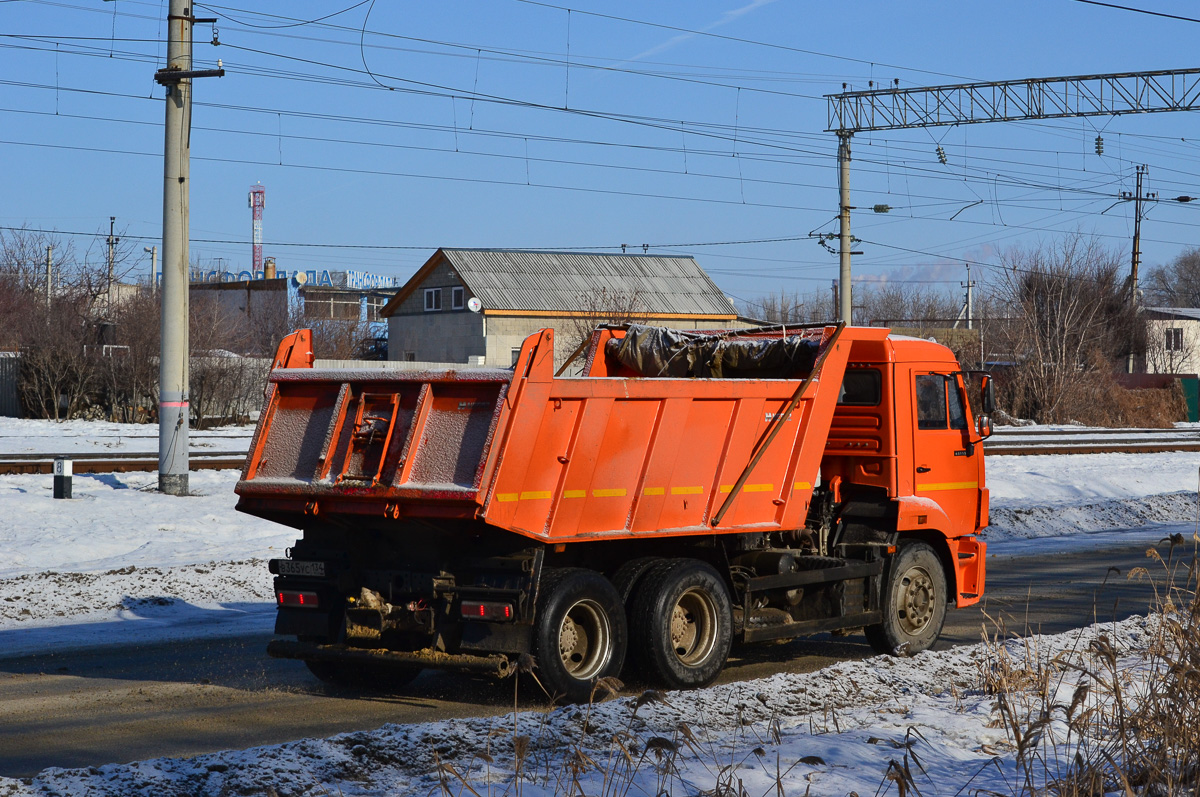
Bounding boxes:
[533,568,627,703]
[865,541,947,655]
[630,559,732,690]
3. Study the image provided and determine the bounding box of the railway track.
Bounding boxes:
[0,452,247,475]
[984,426,1200,456]
[0,428,1196,474]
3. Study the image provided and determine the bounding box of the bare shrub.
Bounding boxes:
[16,297,98,419]
[189,293,266,428]
[995,235,1144,423]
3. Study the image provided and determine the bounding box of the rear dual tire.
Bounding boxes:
[533,568,628,703]
[629,559,733,690]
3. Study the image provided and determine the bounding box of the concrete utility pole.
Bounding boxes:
[837,132,853,324]
[44,246,52,309]
[965,263,973,330]
[144,245,158,293]
[1122,165,1154,374]
[106,216,118,313]
[154,1,223,496]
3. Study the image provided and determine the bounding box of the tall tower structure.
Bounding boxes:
[248,182,265,275]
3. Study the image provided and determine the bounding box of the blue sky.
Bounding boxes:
[2,0,1199,314]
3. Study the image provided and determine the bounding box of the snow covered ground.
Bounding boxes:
[0,418,1196,795]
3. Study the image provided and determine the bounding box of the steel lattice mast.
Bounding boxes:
[822,68,1200,325]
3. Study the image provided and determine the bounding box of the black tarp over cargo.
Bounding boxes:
[606,324,820,378]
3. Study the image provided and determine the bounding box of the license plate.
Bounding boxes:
[278,560,326,578]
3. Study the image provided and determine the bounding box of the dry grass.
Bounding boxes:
[978,534,1200,795]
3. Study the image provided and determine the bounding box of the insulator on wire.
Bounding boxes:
[1095,135,1104,156]
[936,145,947,165]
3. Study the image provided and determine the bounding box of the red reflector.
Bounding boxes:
[460,601,514,621]
[278,590,319,608]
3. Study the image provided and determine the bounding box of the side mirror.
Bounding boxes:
[979,374,996,415]
[977,414,993,439]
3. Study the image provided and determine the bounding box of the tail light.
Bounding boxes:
[460,601,513,621]
[277,590,320,608]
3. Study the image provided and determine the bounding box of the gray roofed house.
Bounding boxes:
[379,248,748,367]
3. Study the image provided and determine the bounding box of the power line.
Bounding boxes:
[1069,0,1200,24]
[506,0,978,83]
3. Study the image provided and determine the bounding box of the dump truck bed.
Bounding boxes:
[236,324,875,541]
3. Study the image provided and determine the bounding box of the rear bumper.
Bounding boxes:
[267,639,513,678]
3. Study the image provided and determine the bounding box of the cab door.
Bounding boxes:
[911,372,982,535]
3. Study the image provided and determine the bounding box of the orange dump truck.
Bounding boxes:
[236,322,992,701]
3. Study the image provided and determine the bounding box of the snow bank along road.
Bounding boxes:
[0,418,1196,786]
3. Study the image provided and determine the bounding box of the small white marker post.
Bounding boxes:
[53,458,72,499]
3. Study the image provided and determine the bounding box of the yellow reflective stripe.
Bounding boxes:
[917,481,979,491]
[671,486,704,495]
[592,488,627,498]
[563,489,586,499]
[520,491,552,500]
[720,483,772,493]
[642,487,665,496]
[497,493,518,502]
[793,481,812,491]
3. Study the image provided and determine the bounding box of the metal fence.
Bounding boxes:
[0,356,19,417]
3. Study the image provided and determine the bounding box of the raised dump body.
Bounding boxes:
[238,323,992,701]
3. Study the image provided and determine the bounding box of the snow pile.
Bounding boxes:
[0,614,1159,797]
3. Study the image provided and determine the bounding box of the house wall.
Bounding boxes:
[1145,317,1200,375]
[387,309,485,363]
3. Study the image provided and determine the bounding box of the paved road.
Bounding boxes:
[0,539,1183,778]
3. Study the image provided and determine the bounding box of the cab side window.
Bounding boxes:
[916,374,947,430]
[948,380,967,430]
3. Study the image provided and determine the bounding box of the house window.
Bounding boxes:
[1166,328,1184,352]
[452,286,465,310]
[511,348,522,366]
[365,294,390,321]
[303,290,361,320]
[404,351,416,362]
[424,288,442,312]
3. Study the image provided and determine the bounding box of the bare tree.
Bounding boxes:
[563,287,648,363]
[1144,247,1200,308]
[189,293,266,428]
[746,289,831,324]
[994,235,1142,423]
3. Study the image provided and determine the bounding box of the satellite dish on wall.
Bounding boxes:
[467,297,483,313]
[292,272,308,286]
